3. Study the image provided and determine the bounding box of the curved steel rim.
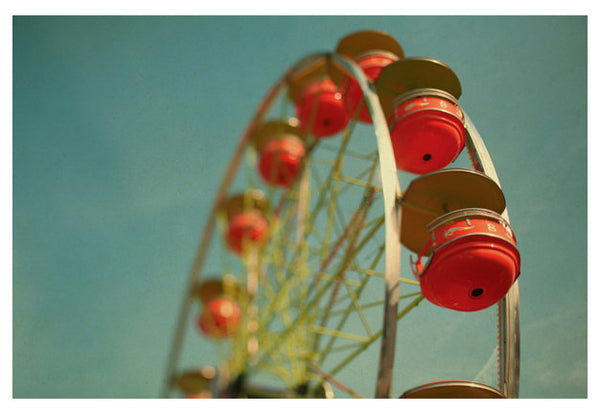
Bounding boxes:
[463,112,520,398]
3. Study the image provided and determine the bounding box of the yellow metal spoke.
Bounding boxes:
[348,266,421,286]
[342,283,373,338]
[310,325,370,343]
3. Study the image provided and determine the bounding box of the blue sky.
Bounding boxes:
[12,15,588,399]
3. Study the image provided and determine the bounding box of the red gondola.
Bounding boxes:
[197,297,242,339]
[294,79,348,138]
[252,119,306,188]
[375,57,465,174]
[400,380,506,398]
[224,210,269,254]
[389,88,466,174]
[335,30,404,123]
[219,191,271,255]
[287,59,349,139]
[414,208,520,312]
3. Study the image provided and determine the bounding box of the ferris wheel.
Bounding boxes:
[161,30,521,399]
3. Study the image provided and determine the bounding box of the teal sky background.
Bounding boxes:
[12,16,588,399]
